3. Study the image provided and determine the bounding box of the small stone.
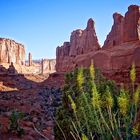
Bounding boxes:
[32,117,38,123]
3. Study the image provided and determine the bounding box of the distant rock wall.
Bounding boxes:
[0,38,25,65]
[26,59,56,74]
[0,38,56,74]
[43,59,56,74]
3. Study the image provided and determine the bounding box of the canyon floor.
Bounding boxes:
[0,73,64,140]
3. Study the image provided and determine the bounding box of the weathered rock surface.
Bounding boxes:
[28,52,33,66]
[103,13,124,48]
[0,38,56,74]
[56,18,100,72]
[43,59,56,74]
[0,59,56,75]
[70,18,100,56]
[103,5,140,48]
[56,42,74,72]
[123,5,140,42]
[56,5,140,84]
[0,38,25,65]
[28,59,56,74]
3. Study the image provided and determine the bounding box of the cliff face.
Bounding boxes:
[100,5,140,72]
[56,5,140,84]
[103,5,140,48]
[43,59,56,74]
[93,5,140,73]
[103,13,124,48]
[0,38,25,65]
[56,42,73,72]
[123,5,140,42]
[69,18,100,56]
[0,39,56,74]
[24,59,56,74]
[56,18,100,72]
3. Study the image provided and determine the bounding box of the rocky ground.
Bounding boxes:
[0,73,64,140]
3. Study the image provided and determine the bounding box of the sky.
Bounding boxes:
[0,0,140,60]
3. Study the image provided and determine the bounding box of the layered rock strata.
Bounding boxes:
[0,38,25,65]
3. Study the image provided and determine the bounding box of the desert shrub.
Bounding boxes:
[9,110,25,136]
[54,64,120,140]
[55,63,140,140]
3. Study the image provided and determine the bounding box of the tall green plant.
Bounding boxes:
[55,63,140,140]
[130,63,136,93]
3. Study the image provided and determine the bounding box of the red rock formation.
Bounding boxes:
[41,59,44,74]
[25,59,56,74]
[56,5,140,84]
[56,42,73,72]
[42,59,56,74]
[56,18,100,72]
[28,52,32,66]
[0,38,25,65]
[69,18,100,56]
[103,5,140,48]
[103,13,124,48]
[123,5,140,42]
[0,38,55,74]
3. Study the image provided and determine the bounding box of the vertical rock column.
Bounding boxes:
[28,52,32,66]
[56,18,100,72]
[103,13,124,48]
[41,59,44,75]
[123,5,140,42]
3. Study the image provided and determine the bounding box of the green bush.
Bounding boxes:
[9,110,25,137]
[55,66,119,140]
[55,63,140,140]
